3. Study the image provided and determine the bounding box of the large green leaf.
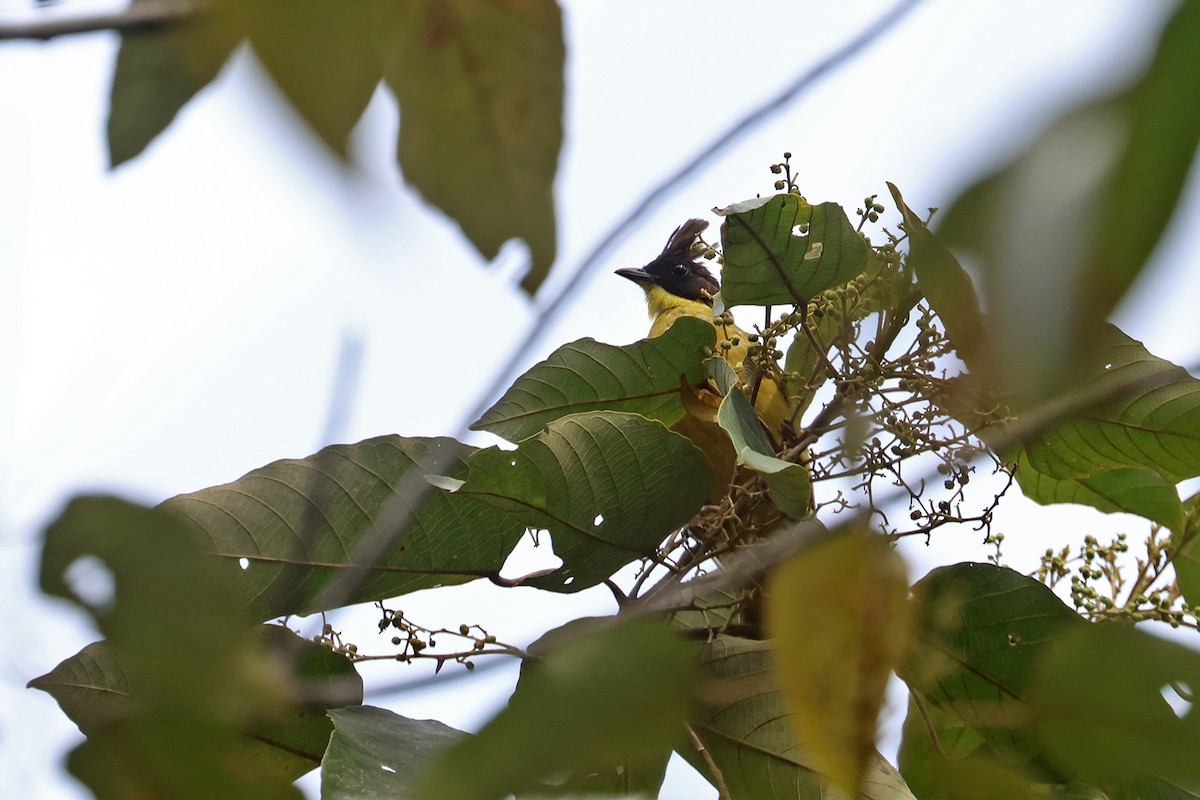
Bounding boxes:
[472,316,716,442]
[718,194,872,307]
[245,0,383,156]
[161,436,526,619]
[412,617,693,800]
[901,563,1081,780]
[322,706,466,800]
[1008,327,1200,528]
[687,635,915,799]
[716,386,811,518]
[108,0,243,166]
[377,0,564,293]
[457,412,710,592]
[1012,452,1184,532]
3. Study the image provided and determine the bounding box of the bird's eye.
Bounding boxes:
[671,263,689,277]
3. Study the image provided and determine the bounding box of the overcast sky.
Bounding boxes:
[3,1,1196,797]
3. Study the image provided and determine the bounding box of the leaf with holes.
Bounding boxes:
[457,412,710,592]
[717,194,872,307]
[322,706,466,800]
[686,635,916,799]
[161,436,526,619]
[901,563,1080,780]
[472,316,716,443]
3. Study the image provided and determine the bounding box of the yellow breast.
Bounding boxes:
[639,286,792,442]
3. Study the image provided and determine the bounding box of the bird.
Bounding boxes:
[615,218,793,445]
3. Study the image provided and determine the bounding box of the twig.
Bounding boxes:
[687,725,732,800]
[0,0,197,41]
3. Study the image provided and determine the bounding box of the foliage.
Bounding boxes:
[23,2,1200,800]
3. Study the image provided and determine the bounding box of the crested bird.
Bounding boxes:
[616,218,792,443]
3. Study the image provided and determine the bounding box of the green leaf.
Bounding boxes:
[1007,327,1200,528]
[457,412,710,592]
[1012,452,1184,532]
[108,0,243,167]
[472,316,716,442]
[245,0,383,156]
[377,0,564,293]
[716,386,811,518]
[322,706,465,800]
[161,436,527,619]
[1029,624,1200,790]
[1173,493,1200,608]
[764,531,912,795]
[1019,328,1200,483]
[413,618,693,800]
[886,183,989,371]
[901,563,1082,780]
[686,635,916,800]
[718,194,872,307]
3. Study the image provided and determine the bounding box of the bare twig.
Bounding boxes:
[688,725,732,800]
[0,0,197,41]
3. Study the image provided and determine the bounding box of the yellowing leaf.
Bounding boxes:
[765,531,912,795]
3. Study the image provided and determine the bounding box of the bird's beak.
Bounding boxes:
[615,267,653,284]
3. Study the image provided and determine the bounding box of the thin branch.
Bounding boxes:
[688,725,732,800]
[0,0,197,41]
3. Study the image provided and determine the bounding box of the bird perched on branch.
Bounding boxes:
[616,218,792,443]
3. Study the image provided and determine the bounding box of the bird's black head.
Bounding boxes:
[615,218,721,305]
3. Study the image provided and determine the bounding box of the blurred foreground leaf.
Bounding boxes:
[413,618,693,800]
[936,2,1200,397]
[378,0,564,292]
[108,0,242,166]
[34,497,321,798]
[245,0,383,155]
[765,531,911,795]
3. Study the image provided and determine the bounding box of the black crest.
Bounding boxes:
[615,218,721,304]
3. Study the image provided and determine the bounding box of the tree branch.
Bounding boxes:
[0,0,196,42]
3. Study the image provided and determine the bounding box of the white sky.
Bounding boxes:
[2,1,1197,797]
